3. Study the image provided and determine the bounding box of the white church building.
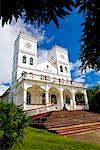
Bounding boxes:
[7,32,88,115]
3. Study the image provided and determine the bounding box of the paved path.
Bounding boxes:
[67,129,100,144]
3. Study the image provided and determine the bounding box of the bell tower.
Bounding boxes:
[11,32,37,85]
[48,45,71,80]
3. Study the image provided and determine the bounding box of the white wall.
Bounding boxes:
[37,60,57,74]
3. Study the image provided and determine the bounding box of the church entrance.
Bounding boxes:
[51,94,57,104]
[63,89,72,110]
[65,95,70,104]
[42,93,46,105]
[49,87,60,109]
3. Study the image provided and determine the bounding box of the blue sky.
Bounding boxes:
[39,10,83,62]
[0,9,100,95]
[37,10,99,87]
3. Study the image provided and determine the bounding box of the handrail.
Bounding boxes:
[26,103,46,106]
[26,104,54,111]
[25,104,56,116]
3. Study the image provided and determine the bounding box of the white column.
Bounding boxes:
[60,89,64,109]
[70,99,73,110]
[45,90,49,106]
[84,90,89,110]
[23,89,27,110]
[72,93,76,110]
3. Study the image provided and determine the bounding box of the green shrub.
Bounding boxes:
[0,101,29,150]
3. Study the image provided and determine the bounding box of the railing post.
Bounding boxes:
[45,90,49,107]
[71,90,76,110]
[70,99,73,110]
[84,89,89,110]
[23,89,27,110]
[60,88,64,109]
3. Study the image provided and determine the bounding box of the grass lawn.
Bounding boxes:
[12,127,100,150]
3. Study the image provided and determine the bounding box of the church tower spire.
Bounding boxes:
[11,32,37,85]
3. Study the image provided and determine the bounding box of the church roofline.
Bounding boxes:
[14,31,37,46]
[38,58,57,69]
[51,45,68,53]
[1,87,11,99]
[19,31,37,41]
[38,58,48,64]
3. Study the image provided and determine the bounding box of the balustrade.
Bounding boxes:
[26,104,55,116]
[18,72,84,87]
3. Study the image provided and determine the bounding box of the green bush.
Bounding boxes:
[0,101,29,150]
[87,86,100,113]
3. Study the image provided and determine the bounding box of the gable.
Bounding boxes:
[37,60,57,74]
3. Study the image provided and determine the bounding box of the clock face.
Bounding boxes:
[25,42,31,49]
[60,54,65,59]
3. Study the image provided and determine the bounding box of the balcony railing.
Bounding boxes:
[18,72,84,87]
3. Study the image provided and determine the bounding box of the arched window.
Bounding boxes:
[51,94,57,104]
[42,93,45,105]
[65,66,68,73]
[60,65,63,72]
[75,93,85,105]
[61,78,64,83]
[22,55,26,64]
[65,95,70,104]
[53,77,57,82]
[30,57,33,65]
[46,75,50,81]
[27,91,31,104]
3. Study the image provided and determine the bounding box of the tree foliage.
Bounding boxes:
[0,0,100,71]
[87,86,100,113]
[76,0,100,71]
[0,101,29,150]
[75,93,85,105]
[0,0,75,28]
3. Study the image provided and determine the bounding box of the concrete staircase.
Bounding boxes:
[50,122,100,136]
[30,110,100,135]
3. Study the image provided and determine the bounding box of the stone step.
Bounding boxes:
[59,127,100,136]
[31,110,100,135]
[51,123,100,135]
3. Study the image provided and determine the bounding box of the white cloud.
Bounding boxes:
[0,84,9,96]
[95,81,100,86]
[95,71,100,76]
[71,59,93,83]
[0,19,53,95]
[21,23,54,44]
[0,19,27,84]
[37,49,49,63]
[85,84,90,88]
[70,60,81,71]
[74,77,85,83]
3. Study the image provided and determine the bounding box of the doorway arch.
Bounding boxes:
[75,92,85,105]
[49,87,59,105]
[42,93,46,105]
[63,89,72,104]
[51,94,57,104]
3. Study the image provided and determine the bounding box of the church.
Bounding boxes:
[5,32,89,115]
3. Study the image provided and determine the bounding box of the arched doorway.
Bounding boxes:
[27,91,31,104]
[75,92,85,105]
[65,95,70,104]
[49,87,59,108]
[63,89,72,110]
[51,94,57,104]
[42,93,46,105]
[27,85,45,105]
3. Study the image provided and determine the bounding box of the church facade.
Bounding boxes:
[8,32,88,115]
